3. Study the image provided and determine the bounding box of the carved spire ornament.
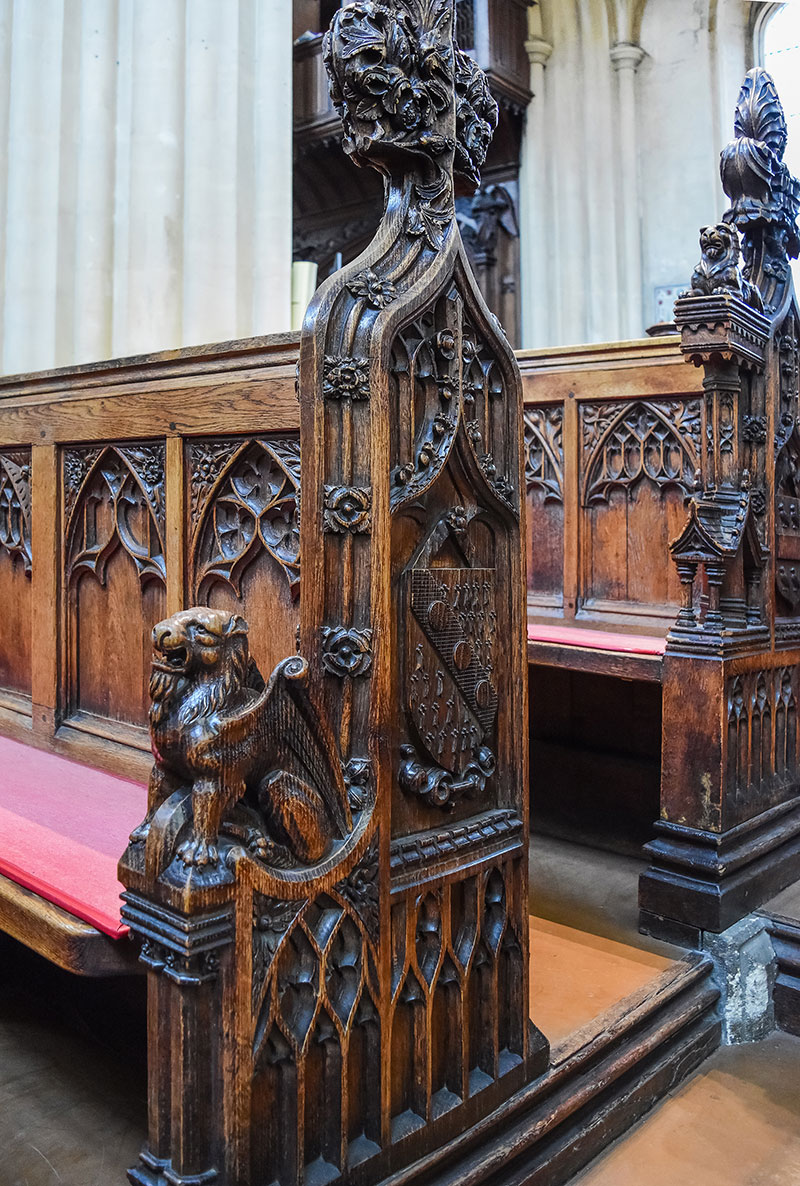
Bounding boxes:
[120,5,546,1184]
[720,67,800,316]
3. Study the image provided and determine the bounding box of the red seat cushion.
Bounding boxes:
[527,623,666,657]
[0,737,147,938]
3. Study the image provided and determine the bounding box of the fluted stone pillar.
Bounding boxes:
[0,0,294,374]
[124,0,185,358]
[3,1,65,375]
[251,0,293,335]
[610,40,646,340]
[183,0,239,347]
[519,32,553,349]
[73,0,119,365]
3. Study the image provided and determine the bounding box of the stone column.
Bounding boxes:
[250,0,293,335]
[610,41,645,341]
[3,1,65,375]
[122,0,185,358]
[519,32,553,348]
[182,0,239,347]
[73,0,119,365]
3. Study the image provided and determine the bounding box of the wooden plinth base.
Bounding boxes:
[639,804,800,945]
[377,952,719,1186]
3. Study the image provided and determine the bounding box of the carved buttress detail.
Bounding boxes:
[775,313,800,614]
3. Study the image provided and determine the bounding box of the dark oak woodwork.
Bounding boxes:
[638,70,800,942]
[118,7,547,1184]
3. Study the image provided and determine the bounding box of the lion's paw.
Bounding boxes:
[177,836,219,868]
[129,820,151,844]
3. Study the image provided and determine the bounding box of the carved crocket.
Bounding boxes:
[130,607,352,868]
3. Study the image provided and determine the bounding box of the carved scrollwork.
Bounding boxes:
[399,740,495,809]
[0,450,32,574]
[582,399,702,504]
[64,444,166,586]
[524,407,563,504]
[321,626,373,678]
[323,0,496,192]
[453,49,500,189]
[191,438,301,600]
[324,1,455,168]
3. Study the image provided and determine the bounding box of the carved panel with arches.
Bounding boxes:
[726,664,800,826]
[63,443,166,729]
[249,848,381,1185]
[188,435,301,681]
[388,855,525,1134]
[0,448,32,696]
[580,399,701,615]
[524,406,564,605]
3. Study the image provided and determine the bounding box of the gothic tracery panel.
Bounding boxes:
[189,435,301,679]
[64,443,166,728]
[250,875,381,1185]
[524,407,564,604]
[580,399,701,613]
[582,399,701,505]
[726,664,800,825]
[0,448,32,696]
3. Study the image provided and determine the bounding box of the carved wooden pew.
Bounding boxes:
[640,69,800,943]
[116,4,556,1183]
[525,69,800,945]
[0,336,301,972]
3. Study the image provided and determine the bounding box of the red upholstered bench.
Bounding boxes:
[527,622,666,683]
[0,737,146,975]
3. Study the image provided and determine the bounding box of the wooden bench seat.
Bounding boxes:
[0,736,144,973]
[527,622,666,682]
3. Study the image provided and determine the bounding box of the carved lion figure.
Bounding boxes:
[689,222,763,310]
[130,607,352,868]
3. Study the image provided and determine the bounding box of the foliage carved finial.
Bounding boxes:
[720,68,800,310]
[323,0,497,192]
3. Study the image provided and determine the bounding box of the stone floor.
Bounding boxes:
[0,936,145,1184]
[1,835,799,1184]
[570,1032,800,1186]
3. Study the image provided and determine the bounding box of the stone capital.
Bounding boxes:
[525,36,554,68]
[610,41,646,73]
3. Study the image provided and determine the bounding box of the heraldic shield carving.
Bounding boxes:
[403,557,499,809]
